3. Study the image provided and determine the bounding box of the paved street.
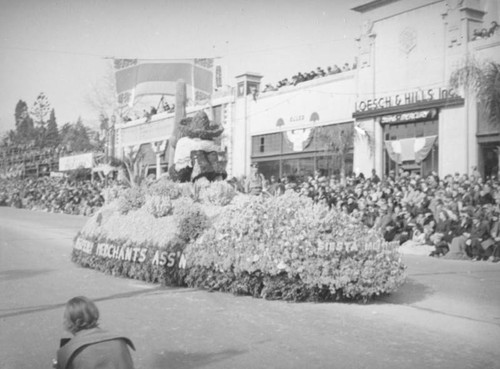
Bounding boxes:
[0,207,499,369]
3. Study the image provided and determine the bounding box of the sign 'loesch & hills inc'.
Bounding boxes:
[353,86,464,117]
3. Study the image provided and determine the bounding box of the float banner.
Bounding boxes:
[74,238,187,268]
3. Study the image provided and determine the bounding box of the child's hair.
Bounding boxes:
[64,296,99,334]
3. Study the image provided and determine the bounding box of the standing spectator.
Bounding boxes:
[246,163,265,195]
[370,169,380,184]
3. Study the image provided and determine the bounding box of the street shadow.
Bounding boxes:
[370,277,434,305]
[0,268,53,282]
[151,348,246,369]
[0,286,192,319]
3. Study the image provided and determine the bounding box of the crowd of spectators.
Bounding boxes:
[1,144,63,167]
[256,168,500,262]
[0,177,105,216]
[472,21,499,41]
[262,61,356,93]
[122,100,176,123]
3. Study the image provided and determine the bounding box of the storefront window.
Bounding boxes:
[251,123,354,180]
[251,133,281,156]
[282,158,299,178]
[257,160,280,179]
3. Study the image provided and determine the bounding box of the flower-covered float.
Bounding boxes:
[72,112,406,302]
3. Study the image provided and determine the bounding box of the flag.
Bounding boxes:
[114,58,217,106]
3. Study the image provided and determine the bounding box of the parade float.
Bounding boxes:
[72,94,406,303]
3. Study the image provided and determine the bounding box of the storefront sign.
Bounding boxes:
[59,153,94,171]
[380,109,436,124]
[355,87,458,113]
[289,115,305,122]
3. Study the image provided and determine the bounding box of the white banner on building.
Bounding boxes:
[59,153,94,171]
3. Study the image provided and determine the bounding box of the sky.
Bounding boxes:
[0,0,362,134]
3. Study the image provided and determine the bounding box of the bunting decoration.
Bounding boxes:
[385,135,437,164]
[285,128,313,152]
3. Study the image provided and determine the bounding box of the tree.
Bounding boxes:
[0,130,13,148]
[315,124,354,184]
[85,61,126,124]
[45,109,60,148]
[121,146,147,188]
[31,92,51,128]
[31,92,51,147]
[450,57,500,125]
[60,117,93,153]
[14,100,35,144]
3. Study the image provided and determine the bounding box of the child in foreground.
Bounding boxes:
[54,296,135,369]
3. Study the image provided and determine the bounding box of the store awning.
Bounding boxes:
[385,135,437,164]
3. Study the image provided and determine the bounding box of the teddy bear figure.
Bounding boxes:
[169,110,227,182]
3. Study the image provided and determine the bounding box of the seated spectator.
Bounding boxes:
[472,29,483,40]
[429,232,449,257]
[488,21,499,37]
[443,210,473,260]
[159,100,171,113]
[466,213,491,260]
[262,84,278,92]
[485,210,500,262]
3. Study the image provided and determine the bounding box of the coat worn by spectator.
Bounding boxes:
[57,328,135,369]
[55,296,135,369]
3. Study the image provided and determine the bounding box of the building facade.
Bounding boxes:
[112,0,500,181]
[231,71,356,180]
[352,0,500,178]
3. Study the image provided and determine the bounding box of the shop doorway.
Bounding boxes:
[480,144,499,179]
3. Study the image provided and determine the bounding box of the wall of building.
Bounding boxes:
[439,104,469,175]
[247,73,355,135]
[372,1,446,96]
[230,72,356,178]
